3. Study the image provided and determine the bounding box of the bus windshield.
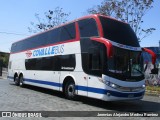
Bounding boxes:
[99,16,140,47]
[107,47,144,81]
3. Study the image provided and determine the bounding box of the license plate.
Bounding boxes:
[128,94,134,98]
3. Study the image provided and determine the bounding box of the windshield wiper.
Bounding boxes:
[132,68,143,75]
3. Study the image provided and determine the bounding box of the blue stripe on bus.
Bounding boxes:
[7,76,144,97]
[24,78,62,87]
[76,85,107,94]
[7,76,14,79]
[76,85,144,97]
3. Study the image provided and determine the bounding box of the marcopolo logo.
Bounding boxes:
[25,51,32,58]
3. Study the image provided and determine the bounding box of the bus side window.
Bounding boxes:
[88,48,102,76]
[60,23,76,41]
[8,61,12,69]
[47,28,61,44]
[78,18,99,38]
[89,53,101,70]
[25,59,37,70]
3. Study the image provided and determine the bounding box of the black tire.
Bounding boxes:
[19,75,25,87]
[64,81,76,100]
[14,76,20,86]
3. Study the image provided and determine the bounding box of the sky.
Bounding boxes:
[0,0,160,52]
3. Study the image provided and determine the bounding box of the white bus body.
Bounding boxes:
[8,15,148,101]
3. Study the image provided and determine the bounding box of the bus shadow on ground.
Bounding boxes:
[15,84,160,112]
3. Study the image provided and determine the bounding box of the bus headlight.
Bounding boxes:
[98,77,145,91]
[98,78,110,85]
[110,83,118,89]
[98,78,119,89]
[142,84,145,88]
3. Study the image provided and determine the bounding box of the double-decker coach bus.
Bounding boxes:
[8,14,156,101]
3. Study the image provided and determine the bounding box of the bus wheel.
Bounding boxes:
[19,75,25,87]
[64,81,76,100]
[15,76,20,86]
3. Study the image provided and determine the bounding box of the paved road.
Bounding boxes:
[0,79,159,120]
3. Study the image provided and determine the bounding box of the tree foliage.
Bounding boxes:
[87,0,155,41]
[28,7,70,33]
[0,52,9,67]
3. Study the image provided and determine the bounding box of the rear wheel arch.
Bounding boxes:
[19,73,25,87]
[62,76,77,100]
[14,73,18,82]
[62,76,75,92]
[19,73,23,79]
[14,72,19,86]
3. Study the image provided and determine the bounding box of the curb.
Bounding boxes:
[0,76,7,80]
[0,77,7,80]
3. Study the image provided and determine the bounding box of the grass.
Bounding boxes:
[145,86,160,96]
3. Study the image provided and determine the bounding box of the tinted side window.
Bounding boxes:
[11,23,75,53]
[11,27,59,53]
[11,43,17,53]
[81,46,103,77]
[8,61,12,69]
[11,35,45,53]
[47,28,60,44]
[89,47,102,71]
[78,19,99,37]
[89,53,101,70]
[25,54,75,71]
[41,57,52,70]
[35,58,42,70]
[60,23,76,41]
[60,55,76,71]
[25,59,37,70]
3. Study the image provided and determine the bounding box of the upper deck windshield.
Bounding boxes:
[99,16,140,47]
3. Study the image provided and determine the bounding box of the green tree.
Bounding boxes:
[87,0,155,41]
[0,53,9,67]
[28,7,70,33]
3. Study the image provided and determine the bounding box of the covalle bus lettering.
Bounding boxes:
[8,14,157,101]
[33,45,64,57]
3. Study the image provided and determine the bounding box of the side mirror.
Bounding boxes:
[142,48,156,65]
[151,68,158,74]
[151,64,158,74]
[142,48,158,74]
